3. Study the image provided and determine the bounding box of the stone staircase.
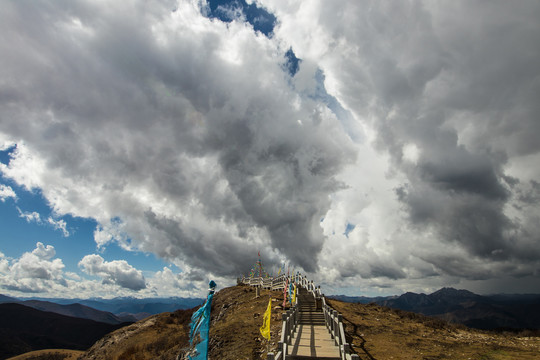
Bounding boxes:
[287,287,340,359]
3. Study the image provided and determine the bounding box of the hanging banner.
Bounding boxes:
[188,280,217,360]
[282,277,288,308]
[288,282,293,305]
[260,297,272,340]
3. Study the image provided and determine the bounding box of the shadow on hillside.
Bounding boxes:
[340,314,376,360]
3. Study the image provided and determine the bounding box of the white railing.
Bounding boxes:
[241,272,359,360]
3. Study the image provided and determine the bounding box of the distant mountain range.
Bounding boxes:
[0,294,204,322]
[0,294,205,359]
[0,303,129,359]
[329,287,540,330]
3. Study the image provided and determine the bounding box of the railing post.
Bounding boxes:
[332,310,338,339]
[324,304,329,330]
[337,314,343,345]
[328,308,332,335]
[282,312,288,342]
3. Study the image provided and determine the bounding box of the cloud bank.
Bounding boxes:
[260,0,540,293]
[0,242,213,298]
[1,0,539,295]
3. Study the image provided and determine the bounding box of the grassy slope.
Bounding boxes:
[328,299,540,360]
[6,349,84,360]
[78,285,284,360]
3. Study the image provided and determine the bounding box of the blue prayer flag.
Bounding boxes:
[188,280,216,360]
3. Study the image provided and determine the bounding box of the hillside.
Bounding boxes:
[7,349,84,360]
[327,299,540,359]
[0,303,129,360]
[75,285,540,360]
[79,285,283,360]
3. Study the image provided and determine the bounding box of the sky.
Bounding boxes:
[1,0,539,299]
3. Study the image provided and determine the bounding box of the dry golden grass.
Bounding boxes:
[6,349,84,360]
[327,299,540,360]
[79,285,286,360]
[207,285,285,360]
[80,309,193,360]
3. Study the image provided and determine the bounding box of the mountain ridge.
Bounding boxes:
[0,294,204,322]
[329,287,540,330]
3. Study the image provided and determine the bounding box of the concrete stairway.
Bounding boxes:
[287,287,340,360]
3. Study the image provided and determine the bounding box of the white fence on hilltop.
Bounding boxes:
[238,273,360,360]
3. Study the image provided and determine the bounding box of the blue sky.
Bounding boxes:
[0,153,177,282]
[1,0,540,299]
[0,144,172,274]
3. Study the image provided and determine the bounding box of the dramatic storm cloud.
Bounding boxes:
[1,0,539,296]
[0,0,353,277]
[261,0,540,293]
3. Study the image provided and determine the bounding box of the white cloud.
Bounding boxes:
[0,0,539,296]
[18,209,41,223]
[0,252,9,274]
[16,208,70,237]
[32,242,56,261]
[0,184,16,202]
[1,244,213,298]
[46,217,70,237]
[79,254,146,291]
[0,243,67,294]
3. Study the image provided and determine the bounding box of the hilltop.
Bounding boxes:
[78,285,283,360]
[8,285,540,360]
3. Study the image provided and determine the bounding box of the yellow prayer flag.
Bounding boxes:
[292,284,297,305]
[260,297,271,340]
